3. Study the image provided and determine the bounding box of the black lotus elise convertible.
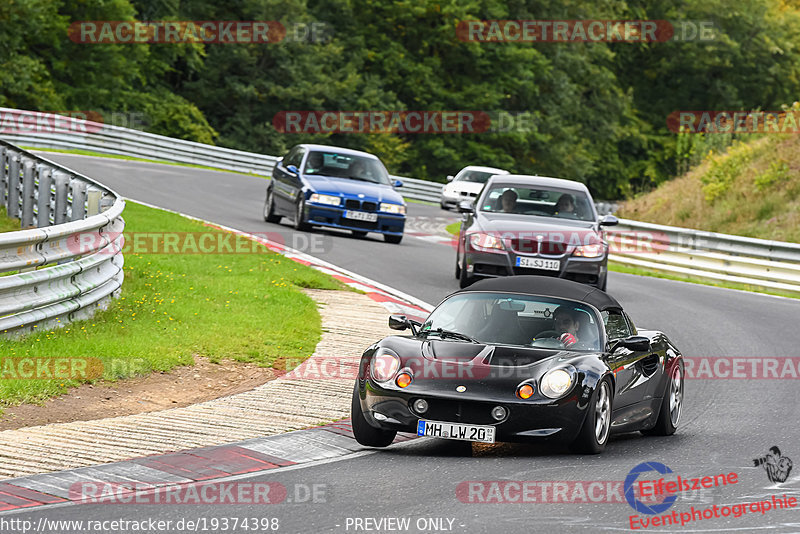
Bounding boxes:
[351,276,684,453]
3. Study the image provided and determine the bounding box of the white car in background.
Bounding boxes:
[440,165,510,210]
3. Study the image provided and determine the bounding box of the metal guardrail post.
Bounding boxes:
[20,160,35,228]
[87,188,102,216]
[70,179,87,221]
[36,166,52,227]
[0,146,7,205]
[52,172,70,224]
[6,151,20,219]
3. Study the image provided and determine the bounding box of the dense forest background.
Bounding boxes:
[2,0,799,198]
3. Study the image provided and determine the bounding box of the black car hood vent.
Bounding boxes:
[486,346,557,367]
[423,341,555,367]
[423,341,491,362]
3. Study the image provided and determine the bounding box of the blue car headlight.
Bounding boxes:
[309,193,341,206]
[380,203,406,215]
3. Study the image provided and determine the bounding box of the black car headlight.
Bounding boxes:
[572,244,605,258]
[371,348,401,382]
[540,368,575,399]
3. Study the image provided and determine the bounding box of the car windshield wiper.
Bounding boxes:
[424,328,480,343]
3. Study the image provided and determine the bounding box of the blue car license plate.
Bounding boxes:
[417,420,495,443]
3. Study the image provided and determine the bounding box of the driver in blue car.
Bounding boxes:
[553,306,581,347]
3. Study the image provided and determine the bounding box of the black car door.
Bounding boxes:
[603,311,652,409]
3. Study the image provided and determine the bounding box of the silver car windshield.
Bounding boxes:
[421,292,602,351]
[456,170,500,184]
[303,151,390,185]
[480,186,595,221]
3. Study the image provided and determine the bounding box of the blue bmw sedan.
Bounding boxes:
[264,144,406,243]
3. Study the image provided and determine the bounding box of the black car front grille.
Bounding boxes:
[344,199,361,210]
[509,238,538,254]
[540,242,567,255]
[513,267,559,277]
[414,398,501,425]
[345,219,378,230]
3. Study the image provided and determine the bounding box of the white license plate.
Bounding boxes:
[516,257,560,271]
[416,420,496,443]
[344,210,378,222]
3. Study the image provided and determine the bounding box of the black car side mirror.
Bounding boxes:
[389,315,411,330]
[286,164,300,175]
[600,214,619,226]
[611,335,651,353]
[458,200,475,214]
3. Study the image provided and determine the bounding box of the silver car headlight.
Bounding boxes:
[309,193,341,206]
[468,232,505,251]
[380,203,406,215]
[540,368,574,399]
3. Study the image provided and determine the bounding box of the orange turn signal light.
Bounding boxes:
[517,384,534,399]
[396,372,412,388]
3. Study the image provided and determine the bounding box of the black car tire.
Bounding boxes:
[458,251,474,288]
[293,198,311,231]
[351,383,397,447]
[263,189,281,223]
[641,362,683,437]
[571,378,613,454]
[384,234,403,244]
[440,202,450,211]
[598,274,608,292]
[351,230,368,238]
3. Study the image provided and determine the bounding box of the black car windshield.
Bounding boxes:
[456,170,502,184]
[480,186,595,221]
[421,292,602,350]
[303,151,390,185]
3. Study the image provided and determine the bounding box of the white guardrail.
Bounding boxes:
[2,107,799,296]
[0,138,125,336]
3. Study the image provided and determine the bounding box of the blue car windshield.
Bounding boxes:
[420,292,602,351]
[303,152,390,185]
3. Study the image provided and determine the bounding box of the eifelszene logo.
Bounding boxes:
[753,446,793,483]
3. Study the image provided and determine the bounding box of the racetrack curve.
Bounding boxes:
[25,153,800,532]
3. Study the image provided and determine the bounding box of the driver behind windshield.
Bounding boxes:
[304,152,324,174]
[553,306,581,347]
[349,159,369,180]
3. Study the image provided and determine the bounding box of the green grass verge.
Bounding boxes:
[23,146,263,178]
[0,201,345,407]
[608,261,799,300]
[0,207,20,233]
[445,221,461,236]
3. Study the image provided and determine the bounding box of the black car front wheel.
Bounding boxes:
[642,362,683,436]
[351,383,396,447]
[263,189,281,223]
[571,378,612,454]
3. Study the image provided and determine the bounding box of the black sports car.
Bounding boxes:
[351,276,684,453]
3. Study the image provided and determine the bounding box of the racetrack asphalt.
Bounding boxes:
[14,152,800,533]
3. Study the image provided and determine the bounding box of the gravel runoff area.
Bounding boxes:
[0,289,393,480]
